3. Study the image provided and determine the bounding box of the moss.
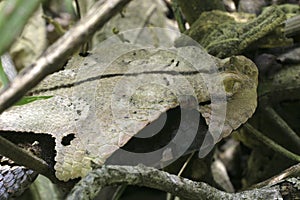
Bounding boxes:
[177,0,225,25]
[182,6,289,58]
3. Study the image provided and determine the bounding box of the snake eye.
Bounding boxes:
[223,75,242,96]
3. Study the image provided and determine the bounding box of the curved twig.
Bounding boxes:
[244,123,300,162]
[263,106,300,151]
[67,165,281,200]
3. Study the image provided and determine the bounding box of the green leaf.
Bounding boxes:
[0,0,41,55]
[0,60,9,88]
[14,96,53,106]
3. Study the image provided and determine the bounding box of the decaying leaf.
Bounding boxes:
[0,34,258,181]
[93,0,175,45]
[9,6,47,70]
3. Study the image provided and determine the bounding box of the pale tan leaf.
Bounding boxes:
[0,34,258,181]
[9,6,47,70]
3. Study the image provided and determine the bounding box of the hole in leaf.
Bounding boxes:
[79,52,90,57]
[61,134,76,146]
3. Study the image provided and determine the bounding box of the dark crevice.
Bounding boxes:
[0,132,56,171]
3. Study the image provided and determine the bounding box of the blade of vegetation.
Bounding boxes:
[0,60,9,88]
[171,0,186,33]
[0,0,41,55]
[245,123,300,162]
[1,53,17,81]
[14,96,53,106]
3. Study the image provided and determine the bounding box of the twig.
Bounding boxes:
[42,15,66,35]
[66,164,230,200]
[244,123,300,162]
[285,14,300,38]
[250,163,300,189]
[178,151,195,177]
[0,59,10,88]
[0,135,58,183]
[132,5,157,45]
[112,184,127,200]
[74,0,82,19]
[167,152,195,200]
[66,164,282,200]
[74,0,90,55]
[0,0,132,115]
[171,0,186,33]
[263,106,300,151]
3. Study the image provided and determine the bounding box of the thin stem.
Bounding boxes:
[178,151,195,176]
[74,0,81,19]
[0,59,10,88]
[244,123,300,162]
[42,15,66,35]
[74,0,89,55]
[167,152,195,200]
[171,0,186,33]
[250,163,300,189]
[264,106,300,151]
[112,184,127,200]
[0,135,59,183]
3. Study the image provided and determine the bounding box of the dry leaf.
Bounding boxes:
[0,34,257,181]
[9,6,47,70]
